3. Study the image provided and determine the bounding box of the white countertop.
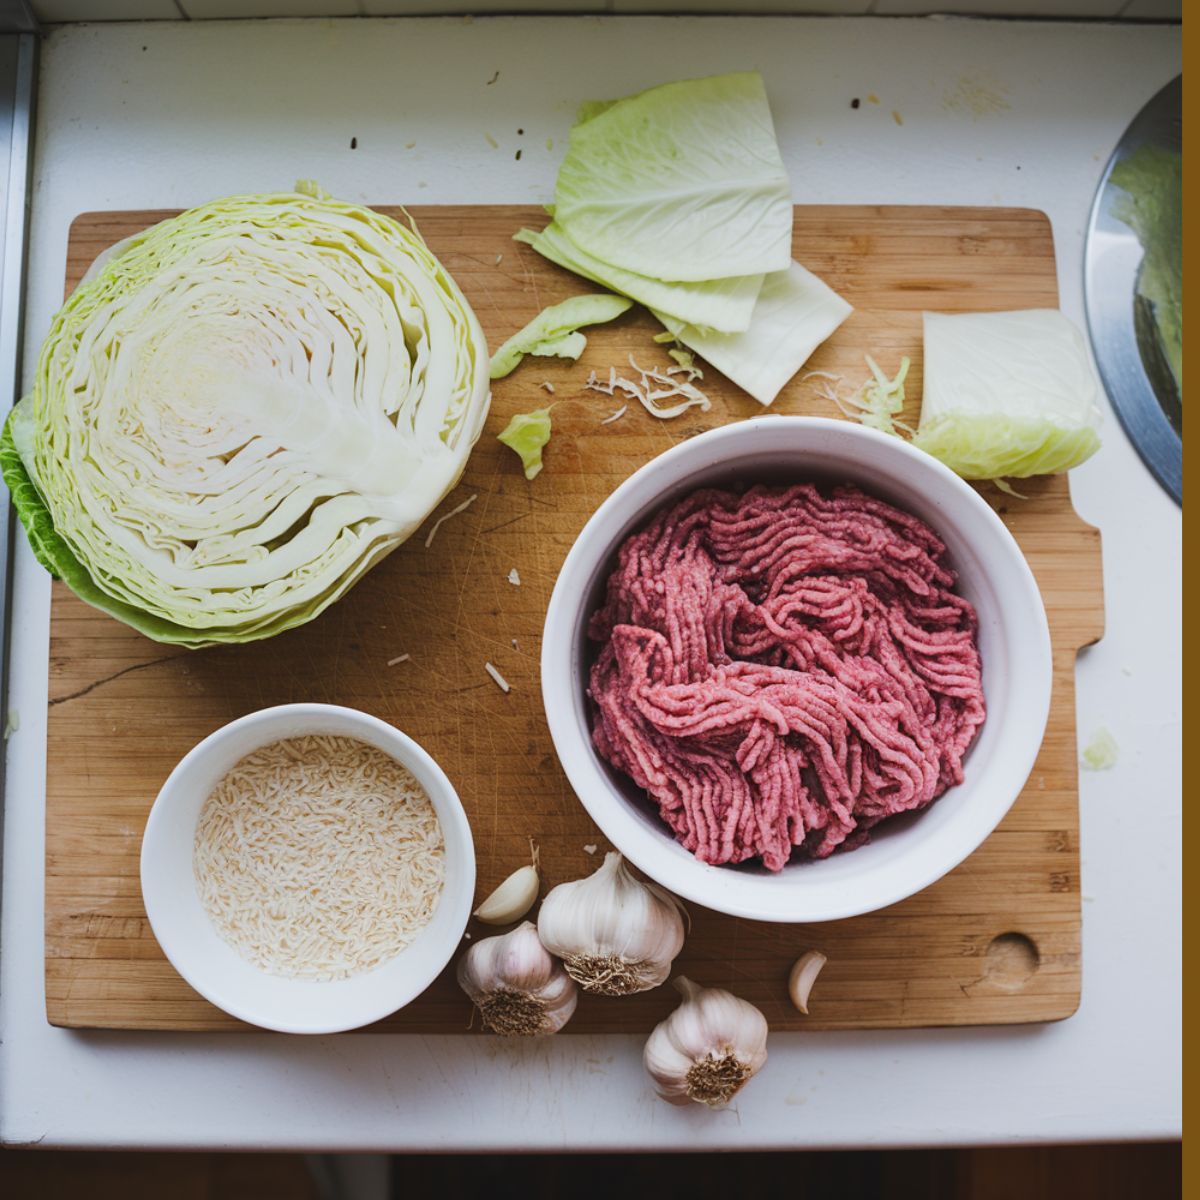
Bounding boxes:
[0,14,1181,1151]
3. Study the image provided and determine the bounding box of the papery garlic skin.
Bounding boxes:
[456,921,577,1036]
[537,851,686,995]
[644,977,769,1108]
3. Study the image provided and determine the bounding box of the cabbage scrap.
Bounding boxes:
[1081,727,1118,772]
[497,408,553,479]
[914,310,1102,479]
[554,72,793,283]
[655,263,852,407]
[489,293,632,379]
[585,357,711,420]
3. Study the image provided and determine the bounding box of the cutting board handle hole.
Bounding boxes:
[984,932,1040,989]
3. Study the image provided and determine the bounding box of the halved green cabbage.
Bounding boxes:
[2,190,491,647]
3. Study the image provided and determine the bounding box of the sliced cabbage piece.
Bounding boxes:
[514,224,763,334]
[489,293,632,379]
[654,262,852,406]
[913,309,1102,479]
[1,190,491,647]
[554,72,793,283]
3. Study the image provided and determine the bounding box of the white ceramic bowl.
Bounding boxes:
[541,417,1051,923]
[140,703,475,1033]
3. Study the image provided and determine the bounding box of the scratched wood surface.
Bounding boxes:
[44,205,1103,1032]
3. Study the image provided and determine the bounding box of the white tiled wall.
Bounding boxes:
[32,0,180,19]
[27,0,1183,21]
[356,1,602,12]
[183,0,357,15]
[874,0,1126,12]
[1119,0,1183,16]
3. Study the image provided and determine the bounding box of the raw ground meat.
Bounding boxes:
[587,483,986,872]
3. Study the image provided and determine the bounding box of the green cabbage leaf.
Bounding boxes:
[514,223,763,334]
[554,72,793,283]
[654,263,852,406]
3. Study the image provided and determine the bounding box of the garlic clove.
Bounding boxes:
[537,850,686,996]
[643,976,769,1108]
[456,920,577,1036]
[473,863,539,924]
[787,950,827,1015]
[473,841,541,925]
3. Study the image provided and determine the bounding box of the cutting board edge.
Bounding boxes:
[43,203,1095,1037]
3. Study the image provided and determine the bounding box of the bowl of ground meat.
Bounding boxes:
[541,416,1051,923]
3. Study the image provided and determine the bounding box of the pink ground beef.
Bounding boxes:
[587,483,986,872]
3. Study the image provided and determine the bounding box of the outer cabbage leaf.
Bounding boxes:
[914,310,1102,479]
[514,224,763,334]
[654,262,851,406]
[554,72,793,283]
[489,293,632,379]
[10,190,491,647]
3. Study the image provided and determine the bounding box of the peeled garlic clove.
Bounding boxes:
[787,950,827,1015]
[537,850,686,996]
[643,977,768,1108]
[474,842,540,925]
[474,864,539,924]
[456,921,577,1036]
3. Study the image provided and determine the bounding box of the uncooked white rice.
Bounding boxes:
[193,735,445,981]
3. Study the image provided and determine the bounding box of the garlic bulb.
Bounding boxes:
[456,921,577,1036]
[537,851,686,995]
[643,977,769,1108]
[473,841,540,925]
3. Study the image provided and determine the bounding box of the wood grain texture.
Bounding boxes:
[43,205,1103,1033]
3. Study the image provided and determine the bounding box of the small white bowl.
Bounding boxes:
[140,703,475,1033]
[541,417,1052,924]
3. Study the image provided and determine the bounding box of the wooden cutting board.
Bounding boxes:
[43,205,1102,1033]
